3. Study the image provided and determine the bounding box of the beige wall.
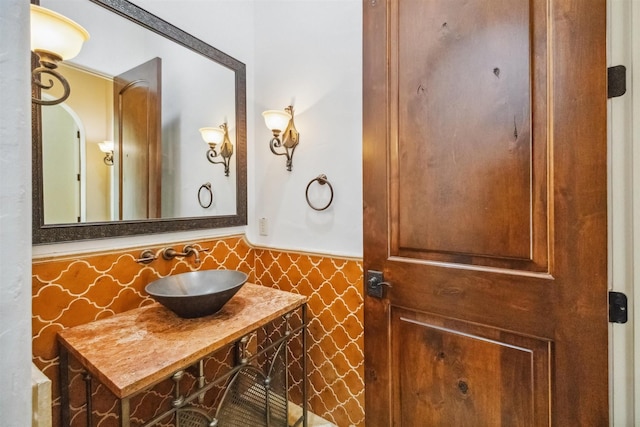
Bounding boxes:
[60,64,113,222]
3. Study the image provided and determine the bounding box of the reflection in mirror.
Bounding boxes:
[41,98,85,223]
[42,63,113,224]
[32,0,247,243]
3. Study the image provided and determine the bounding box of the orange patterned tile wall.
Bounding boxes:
[32,235,364,427]
[254,249,364,427]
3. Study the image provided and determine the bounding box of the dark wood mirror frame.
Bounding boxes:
[32,0,247,244]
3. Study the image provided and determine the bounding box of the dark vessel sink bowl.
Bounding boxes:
[145,270,248,318]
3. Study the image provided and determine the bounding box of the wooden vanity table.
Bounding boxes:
[57,284,307,427]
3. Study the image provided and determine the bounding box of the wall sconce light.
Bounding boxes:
[98,141,114,166]
[199,123,233,176]
[30,5,90,106]
[262,105,299,171]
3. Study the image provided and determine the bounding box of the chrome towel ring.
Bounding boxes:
[198,182,213,208]
[305,174,334,211]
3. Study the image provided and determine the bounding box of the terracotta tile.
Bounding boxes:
[33,258,78,281]
[343,369,365,390]
[307,345,329,370]
[314,311,340,336]
[342,341,365,366]
[86,277,125,308]
[292,255,314,275]
[57,298,102,328]
[317,257,337,277]
[211,241,231,260]
[32,276,48,295]
[91,384,118,414]
[328,352,352,379]
[32,238,364,427]
[109,288,149,314]
[102,254,145,282]
[32,323,64,360]
[152,258,178,277]
[341,285,364,311]
[284,263,304,285]
[267,262,286,281]
[343,260,364,283]
[57,261,102,295]
[330,379,353,405]
[274,255,292,273]
[294,278,313,297]
[88,252,125,270]
[305,268,326,289]
[326,324,351,350]
[33,285,75,321]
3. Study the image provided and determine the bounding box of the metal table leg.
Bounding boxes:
[60,346,71,427]
[302,304,308,427]
[83,372,93,426]
[120,397,130,427]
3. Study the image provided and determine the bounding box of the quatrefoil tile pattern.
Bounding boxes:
[254,249,365,427]
[32,235,364,427]
[32,236,254,426]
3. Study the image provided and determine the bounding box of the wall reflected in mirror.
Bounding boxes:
[38,0,238,225]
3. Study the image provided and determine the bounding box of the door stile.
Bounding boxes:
[363,0,393,424]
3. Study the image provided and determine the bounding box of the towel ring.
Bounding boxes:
[198,182,213,208]
[305,174,334,211]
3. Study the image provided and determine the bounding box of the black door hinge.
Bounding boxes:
[608,65,626,99]
[609,291,628,324]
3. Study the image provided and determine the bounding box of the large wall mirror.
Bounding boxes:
[32,0,247,244]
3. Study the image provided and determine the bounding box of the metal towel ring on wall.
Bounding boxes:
[305,174,334,211]
[198,182,213,208]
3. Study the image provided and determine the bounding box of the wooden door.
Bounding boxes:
[363,0,608,425]
[114,57,162,220]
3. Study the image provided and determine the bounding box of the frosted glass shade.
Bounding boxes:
[98,141,115,153]
[262,110,292,132]
[30,5,89,60]
[98,141,114,153]
[200,127,225,145]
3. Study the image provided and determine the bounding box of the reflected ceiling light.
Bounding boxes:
[262,105,299,171]
[98,141,114,166]
[200,123,233,176]
[30,4,90,106]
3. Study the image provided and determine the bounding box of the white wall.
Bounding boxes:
[251,0,363,257]
[118,0,364,258]
[0,0,33,425]
[33,0,364,259]
[132,1,253,219]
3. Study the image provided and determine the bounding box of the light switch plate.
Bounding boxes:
[259,218,269,236]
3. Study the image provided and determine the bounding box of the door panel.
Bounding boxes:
[392,0,548,272]
[392,307,550,426]
[363,0,608,425]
